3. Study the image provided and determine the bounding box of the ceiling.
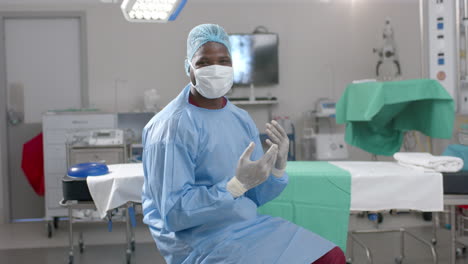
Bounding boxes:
[0,0,419,4]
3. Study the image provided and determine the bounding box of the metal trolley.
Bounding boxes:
[347,225,438,264]
[60,199,138,264]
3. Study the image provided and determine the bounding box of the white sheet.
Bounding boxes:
[393,152,463,173]
[86,161,444,219]
[87,163,144,218]
[330,161,443,212]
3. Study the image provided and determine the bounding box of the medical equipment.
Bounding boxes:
[61,163,140,264]
[66,129,126,168]
[68,129,124,147]
[335,77,455,262]
[315,99,336,117]
[89,129,123,145]
[42,112,117,238]
[309,134,348,161]
[301,106,347,161]
[90,160,444,263]
[64,130,128,264]
[120,0,187,23]
[443,180,468,264]
[63,163,108,202]
[373,18,401,79]
[61,200,137,264]
[426,0,458,110]
[330,162,441,264]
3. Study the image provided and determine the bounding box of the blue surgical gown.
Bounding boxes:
[142,85,336,264]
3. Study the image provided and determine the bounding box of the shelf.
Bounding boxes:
[231,100,278,105]
[456,236,468,247]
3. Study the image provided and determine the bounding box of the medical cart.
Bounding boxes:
[59,199,137,264]
[42,112,117,237]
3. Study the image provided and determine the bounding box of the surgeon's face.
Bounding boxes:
[190,42,232,85]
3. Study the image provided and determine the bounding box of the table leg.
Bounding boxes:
[451,205,456,264]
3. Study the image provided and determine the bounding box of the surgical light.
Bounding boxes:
[121,0,187,23]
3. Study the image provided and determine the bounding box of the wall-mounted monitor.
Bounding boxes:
[229,33,279,86]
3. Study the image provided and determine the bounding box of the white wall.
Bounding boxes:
[86,0,421,161]
[0,0,422,221]
[0,129,5,223]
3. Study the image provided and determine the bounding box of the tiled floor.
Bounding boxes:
[2,216,468,264]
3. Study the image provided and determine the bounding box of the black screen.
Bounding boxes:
[229,33,279,86]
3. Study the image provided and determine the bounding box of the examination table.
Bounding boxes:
[63,161,452,264]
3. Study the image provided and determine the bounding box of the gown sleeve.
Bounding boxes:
[244,132,289,207]
[143,139,238,232]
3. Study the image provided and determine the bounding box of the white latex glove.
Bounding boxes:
[227,142,278,198]
[265,120,289,178]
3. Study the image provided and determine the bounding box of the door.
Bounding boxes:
[4,17,83,220]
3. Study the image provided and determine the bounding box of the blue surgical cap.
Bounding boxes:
[185,24,231,76]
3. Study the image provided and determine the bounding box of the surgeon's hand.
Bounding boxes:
[226,142,278,198]
[265,120,289,178]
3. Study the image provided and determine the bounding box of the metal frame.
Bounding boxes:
[348,195,468,264]
[347,227,438,264]
[456,0,462,111]
[0,11,88,223]
[444,195,468,264]
[0,16,7,224]
[419,0,426,79]
[60,200,136,264]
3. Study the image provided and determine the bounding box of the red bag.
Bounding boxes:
[21,133,44,196]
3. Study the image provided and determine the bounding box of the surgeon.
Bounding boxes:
[142,24,345,264]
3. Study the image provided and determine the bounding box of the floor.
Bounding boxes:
[1,214,468,264]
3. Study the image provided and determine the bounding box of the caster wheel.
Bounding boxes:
[53,217,59,229]
[456,247,466,257]
[423,212,433,222]
[395,256,403,264]
[79,233,84,253]
[68,255,74,264]
[47,222,53,238]
[126,251,132,264]
[377,213,383,224]
[131,240,136,252]
[431,238,437,246]
[79,242,84,254]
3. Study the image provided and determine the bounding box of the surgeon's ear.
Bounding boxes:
[189,66,196,85]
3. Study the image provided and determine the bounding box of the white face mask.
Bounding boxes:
[190,63,234,99]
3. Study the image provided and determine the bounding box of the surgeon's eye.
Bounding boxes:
[220,58,232,65]
[196,61,209,67]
